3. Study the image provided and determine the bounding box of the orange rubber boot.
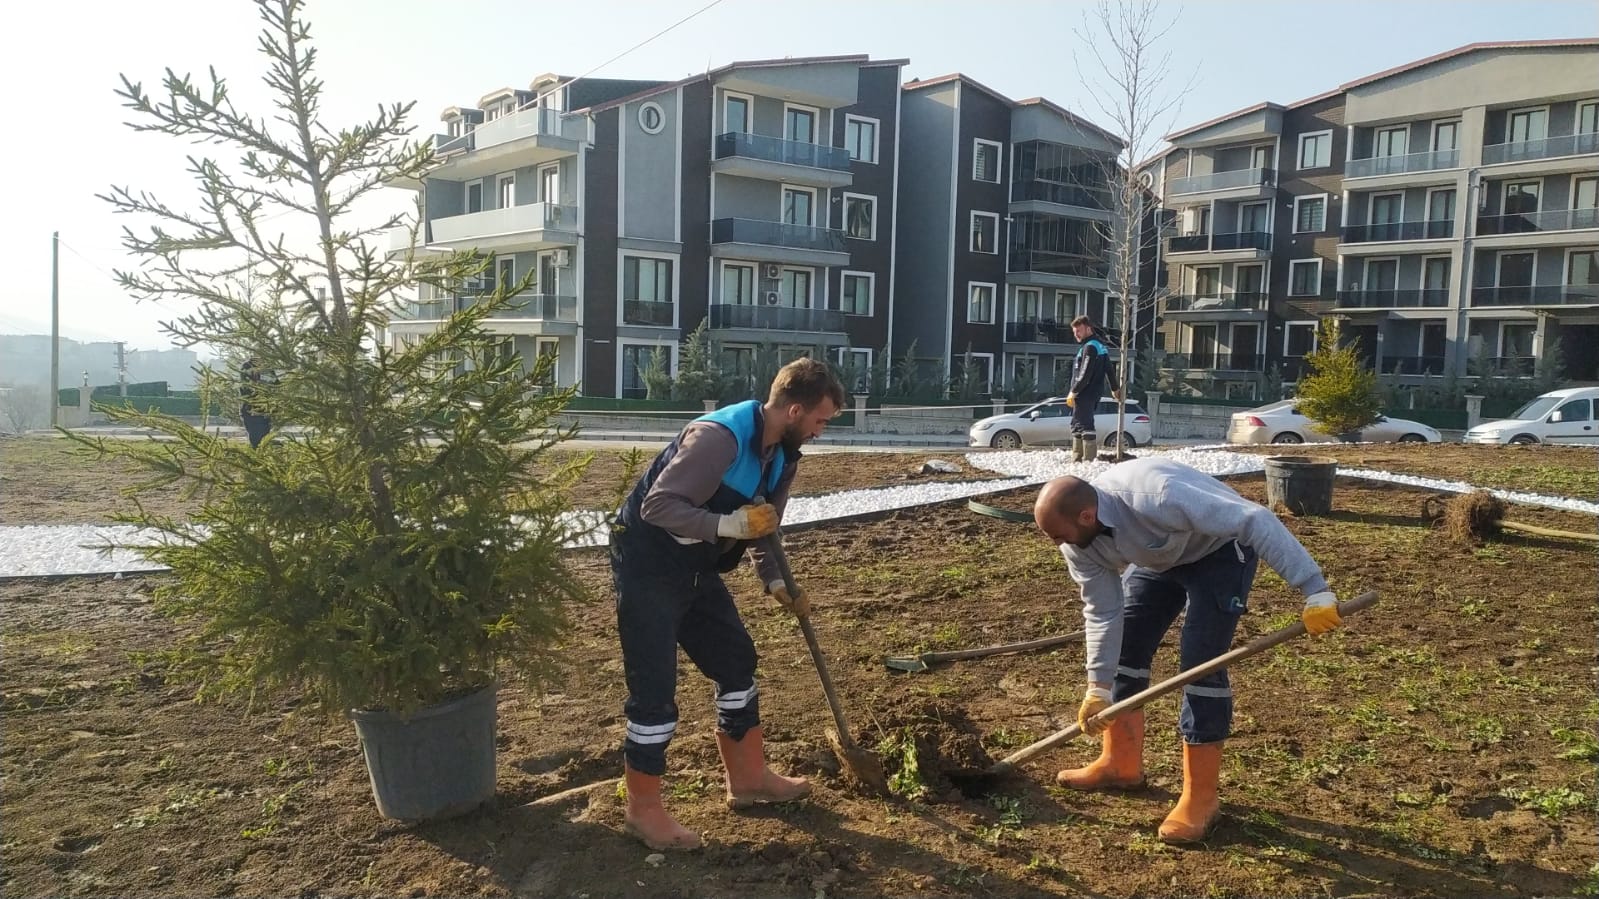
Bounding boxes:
[623,764,702,851]
[717,727,811,809]
[1158,741,1224,844]
[1055,711,1145,790]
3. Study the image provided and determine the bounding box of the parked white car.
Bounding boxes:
[969,397,1153,450]
[1227,401,1442,445]
[1462,386,1599,445]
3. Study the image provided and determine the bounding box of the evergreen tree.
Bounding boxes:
[1295,319,1383,439]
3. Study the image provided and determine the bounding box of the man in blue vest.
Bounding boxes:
[1066,315,1111,462]
[610,357,846,851]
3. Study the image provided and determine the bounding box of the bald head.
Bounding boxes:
[1035,475,1102,548]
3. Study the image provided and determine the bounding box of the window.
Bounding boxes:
[621,344,672,399]
[1433,121,1459,152]
[466,182,483,214]
[538,252,559,296]
[1424,256,1451,292]
[724,93,750,134]
[782,187,815,226]
[1251,145,1274,170]
[779,269,812,308]
[784,105,816,143]
[496,257,515,293]
[1427,189,1456,237]
[539,164,559,204]
[1013,288,1041,322]
[1375,126,1408,158]
[1048,290,1078,322]
[1507,107,1547,143]
[721,263,754,305]
[1569,249,1598,286]
[638,102,666,135]
[623,256,674,310]
[960,353,994,393]
[1105,295,1124,333]
[1238,202,1269,233]
[1554,399,1592,423]
[1288,259,1322,297]
[1284,322,1317,357]
[968,283,996,324]
[1297,130,1332,169]
[1011,355,1039,388]
[1504,181,1540,216]
[1294,195,1326,233]
[843,194,876,240]
[970,212,999,253]
[1581,101,1599,135]
[533,338,559,389]
[1194,266,1221,297]
[973,139,1001,183]
[1576,177,1598,213]
[844,115,878,163]
[839,272,873,315]
[496,173,515,208]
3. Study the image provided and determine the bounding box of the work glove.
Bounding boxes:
[1078,685,1113,736]
[1302,591,1342,635]
[717,503,779,540]
[767,580,810,618]
[1065,393,1076,408]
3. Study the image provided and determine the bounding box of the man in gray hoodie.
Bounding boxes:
[1033,456,1342,844]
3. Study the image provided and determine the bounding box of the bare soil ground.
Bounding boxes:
[3,441,1597,897]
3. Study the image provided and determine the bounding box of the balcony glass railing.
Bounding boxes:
[1476,208,1599,235]
[1470,284,1599,307]
[709,218,847,253]
[1167,167,1275,195]
[1345,148,1460,178]
[1006,250,1111,280]
[1166,231,1273,253]
[1335,289,1449,309]
[474,106,566,151]
[1003,320,1078,343]
[1159,353,1265,372]
[708,304,846,332]
[431,132,475,155]
[622,300,675,325]
[502,294,578,321]
[714,132,853,171]
[1482,131,1599,165]
[1341,220,1454,242]
[1380,355,1447,375]
[1011,180,1112,211]
[1164,293,1267,312]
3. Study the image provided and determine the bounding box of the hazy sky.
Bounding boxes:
[4,0,1593,353]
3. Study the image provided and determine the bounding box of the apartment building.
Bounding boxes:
[894,74,1132,396]
[1150,39,1599,397]
[389,56,906,398]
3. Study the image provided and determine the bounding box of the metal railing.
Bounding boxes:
[1335,289,1449,309]
[1341,220,1454,243]
[431,132,476,155]
[1345,148,1460,178]
[1167,167,1275,195]
[1159,353,1266,372]
[1167,231,1272,253]
[1380,355,1447,375]
[1164,292,1267,312]
[709,217,847,253]
[1476,208,1599,235]
[708,304,846,332]
[714,132,853,171]
[1470,285,1599,307]
[1003,320,1078,343]
[1482,131,1599,165]
[1011,179,1112,210]
[622,300,675,326]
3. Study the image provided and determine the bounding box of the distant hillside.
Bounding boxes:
[0,334,200,391]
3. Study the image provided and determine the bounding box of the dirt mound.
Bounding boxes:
[868,700,998,801]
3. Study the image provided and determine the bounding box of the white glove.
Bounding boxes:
[716,503,779,540]
[1302,591,1341,635]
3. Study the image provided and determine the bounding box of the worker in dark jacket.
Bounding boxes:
[609,357,846,851]
[239,357,272,449]
[1066,316,1110,462]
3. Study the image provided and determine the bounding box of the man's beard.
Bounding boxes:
[781,423,809,453]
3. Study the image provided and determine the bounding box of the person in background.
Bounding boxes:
[1066,315,1110,462]
[240,357,272,449]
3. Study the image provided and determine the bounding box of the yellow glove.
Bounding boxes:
[717,503,779,540]
[1078,686,1113,736]
[1302,591,1342,635]
[1065,393,1076,408]
[767,580,810,617]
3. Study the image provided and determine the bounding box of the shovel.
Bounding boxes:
[981,589,1379,777]
[883,631,1084,673]
[760,532,889,795]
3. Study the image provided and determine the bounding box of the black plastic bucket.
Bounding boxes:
[1263,455,1337,516]
[350,682,498,821]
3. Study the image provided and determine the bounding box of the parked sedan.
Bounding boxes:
[969,397,1153,450]
[1228,401,1442,445]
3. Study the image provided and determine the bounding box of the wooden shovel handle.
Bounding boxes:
[762,533,860,750]
[991,590,1379,773]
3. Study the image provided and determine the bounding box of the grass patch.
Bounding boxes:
[1500,785,1591,820]
[1470,464,1598,499]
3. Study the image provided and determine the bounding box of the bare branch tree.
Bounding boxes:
[1074,0,1194,454]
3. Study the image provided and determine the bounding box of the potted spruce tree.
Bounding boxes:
[1265,319,1381,515]
[71,0,587,821]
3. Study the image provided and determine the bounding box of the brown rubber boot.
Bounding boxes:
[1056,710,1145,790]
[1158,741,1224,844]
[1071,435,1085,462]
[1083,434,1100,462]
[717,727,811,810]
[623,764,702,851]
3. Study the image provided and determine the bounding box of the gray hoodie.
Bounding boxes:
[1061,456,1331,685]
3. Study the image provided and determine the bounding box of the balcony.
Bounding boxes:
[708,217,849,267]
[1006,249,1111,284]
[1482,132,1599,166]
[711,133,854,188]
[1379,355,1447,375]
[622,300,675,326]
[1003,320,1078,344]
[1477,208,1599,235]
[1167,167,1275,197]
[425,108,578,181]
[475,106,565,151]
[1165,231,1272,255]
[1345,148,1460,178]
[1469,284,1599,307]
[1010,180,1112,214]
[1164,293,1267,312]
[1335,289,1449,309]
[1341,220,1454,243]
[708,304,846,333]
[429,203,579,252]
[1160,352,1265,372]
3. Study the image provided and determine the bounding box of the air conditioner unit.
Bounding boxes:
[553,249,571,267]
[762,290,782,306]
[761,263,781,279]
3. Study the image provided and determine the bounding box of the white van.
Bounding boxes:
[1462,386,1599,445]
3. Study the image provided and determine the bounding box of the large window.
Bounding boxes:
[1569,249,1598,286]
[973,139,1001,183]
[1294,195,1326,233]
[843,193,876,240]
[721,263,754,305]
[1194,266,1221,297]
[845,115,878,163]
[971,212,999,253]
[1507,107,1548,143]
[839,272,873,315]
[1010,140,1113,209]
[968,283,996,324]
[724,93,750,134]
[780,269,813,308]
[1289,259,1322,297]
[784,105,816,143]
[621,344,671,399]
[782,187,814,226]
[1008,213,1110,279]
[623,256,673,303]
[496,173,515,208]
[1297,130,1332,169]
[1284,322,1317,357]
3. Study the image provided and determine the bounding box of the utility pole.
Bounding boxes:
[50,232,60,428]
[115,341,128,397]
